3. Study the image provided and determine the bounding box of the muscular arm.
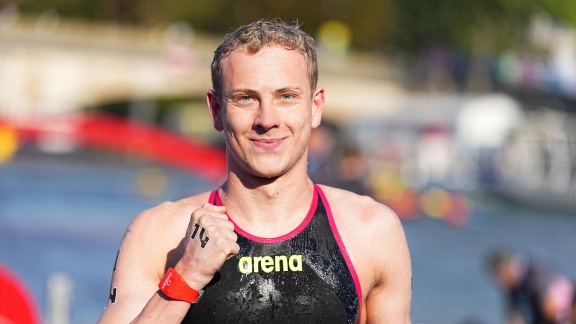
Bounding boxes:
[97,199,239,323]
[97,202,193,323]
[327,186,412,323]
[364,206,412,323]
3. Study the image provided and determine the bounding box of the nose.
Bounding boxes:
[254,99,280,131]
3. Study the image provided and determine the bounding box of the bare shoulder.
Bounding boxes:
[130,192,212,236]
[317,184,401,231]
[119,192,213,277]
[317,185,406,261]
[98,192,214,322]
[317,185,411,304]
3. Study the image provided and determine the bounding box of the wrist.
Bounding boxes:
[173,263,211,292]
[158,267,201,304]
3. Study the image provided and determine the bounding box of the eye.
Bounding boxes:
[232,95,254,105]
[281,93,293,100]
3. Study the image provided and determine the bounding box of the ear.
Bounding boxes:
[311,86,325,128]
[207,90,224,132]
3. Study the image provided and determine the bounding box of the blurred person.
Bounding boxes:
[572,287,576,324]
[415,124,455,186]
[97,18,412,323]
[573,298,576,324]
[487,249,574,324]
[330,142,370,195]
[310,139,371,196]
[307,121,338,175]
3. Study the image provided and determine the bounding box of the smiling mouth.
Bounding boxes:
[252,138,285,150]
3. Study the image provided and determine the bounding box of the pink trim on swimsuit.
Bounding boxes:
[315,184,364,322]
[212,188,318,244]
[208,190,217,207]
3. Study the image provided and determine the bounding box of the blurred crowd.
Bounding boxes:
[307,117,576,323]
[308,120,470,227]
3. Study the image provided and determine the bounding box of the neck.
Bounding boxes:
[219,171,315,237]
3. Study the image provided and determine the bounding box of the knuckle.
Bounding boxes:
[193,210,210,223]
[200,202,214,209]
[214,232,232,246]
[204,224,217,234]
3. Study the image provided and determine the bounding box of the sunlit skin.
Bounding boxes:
[97,41,411,324]
[208,45,324,183]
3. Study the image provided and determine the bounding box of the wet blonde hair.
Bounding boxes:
[210,18,318,100]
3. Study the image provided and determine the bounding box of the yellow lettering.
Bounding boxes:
[253,256,263,273]
[238,256,252,274]
[261,256,274,273]
[237,254,303,274]
[289,255,303,271]
[275,255,288,272]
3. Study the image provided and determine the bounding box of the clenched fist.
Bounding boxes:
[174,203,240,291]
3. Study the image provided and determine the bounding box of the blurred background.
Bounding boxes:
[1,0,576,323]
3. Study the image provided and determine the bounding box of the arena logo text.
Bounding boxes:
[238,254,303,274]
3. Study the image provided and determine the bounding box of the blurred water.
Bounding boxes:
[1,150,575,323]
[0,150,214,323]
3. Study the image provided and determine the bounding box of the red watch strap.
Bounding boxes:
[158,267,200,303]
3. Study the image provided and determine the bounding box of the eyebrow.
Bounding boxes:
[274,87,304,95]
[227,86,304,99]
[225,89,260,100]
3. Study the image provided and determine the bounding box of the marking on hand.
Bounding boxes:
[191,222,210,248]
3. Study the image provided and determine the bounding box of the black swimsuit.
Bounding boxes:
[182,184,362,323]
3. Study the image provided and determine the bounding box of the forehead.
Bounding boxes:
[221,45,310,90]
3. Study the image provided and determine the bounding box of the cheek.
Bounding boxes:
[222,119,252,150]
[224,110,255,129]
[286,109,313,129]
[222,113,244,137]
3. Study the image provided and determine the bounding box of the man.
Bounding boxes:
[98,18,412,323]
[487,249,574,324]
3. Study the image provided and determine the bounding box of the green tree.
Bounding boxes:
[10,0,576,53]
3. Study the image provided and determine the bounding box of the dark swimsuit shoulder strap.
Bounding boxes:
[314,183,364,319]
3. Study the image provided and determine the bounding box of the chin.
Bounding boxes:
[250,168,285,179]
[246,159,288,176]
[236,154,303,179]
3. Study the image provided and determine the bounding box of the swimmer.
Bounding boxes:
[488,249,574,324]
[97,18,412,323]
